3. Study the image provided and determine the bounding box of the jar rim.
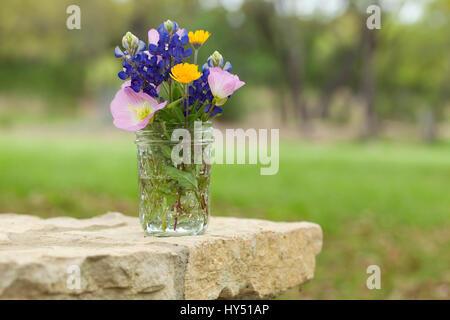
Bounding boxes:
[137,121,212,133]
[135,121,214,144]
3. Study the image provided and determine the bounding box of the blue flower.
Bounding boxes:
[223,61,232,72]
[148,31,192,67]
[130,75,143,92]
[204,104,223,117]
[114,46,125,58]
[183,69,217,117]
[143,85,158,97]
[114,21,193,98]
[202,57,232,72]
[118,71,128,80]
[158,20,179,34]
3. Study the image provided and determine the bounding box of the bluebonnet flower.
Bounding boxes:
[110,20,245,132]
[148,26,192,80]
[204,104,223,117]
[115,32,146,59]
[158,20,178,34]
[115,23,193,98]
[202,50,232,72]
[115,51,162,97]
[183,68,220,118]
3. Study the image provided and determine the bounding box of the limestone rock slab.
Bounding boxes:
[0,213,322,299]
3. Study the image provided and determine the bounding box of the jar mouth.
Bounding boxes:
[137,121,212,132]
[135,121,214,145]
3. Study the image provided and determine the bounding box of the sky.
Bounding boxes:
[199,0,429,24]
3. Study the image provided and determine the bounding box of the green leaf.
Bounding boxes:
[165,166,198,190]
[159,83,170,102]
[187,101,201,122]
[166,97,183,109]
[160,144,173,159]
[171,84,183,101]
[173,106,186,123]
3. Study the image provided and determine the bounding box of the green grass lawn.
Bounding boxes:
[0,131,449,299]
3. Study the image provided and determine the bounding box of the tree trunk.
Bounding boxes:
[360,26,377,138]
[277,90,288,125]
[286,48,308,123]
[418,107,437,143]
[252,1,310,133]
[319,48,358,119]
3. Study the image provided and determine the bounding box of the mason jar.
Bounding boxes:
[135,121,213,236]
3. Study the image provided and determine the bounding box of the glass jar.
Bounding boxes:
[135,121,213,236]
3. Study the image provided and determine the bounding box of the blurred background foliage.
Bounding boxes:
[0,0,449,299]
[0,0,448,137]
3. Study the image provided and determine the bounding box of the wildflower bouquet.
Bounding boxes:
[110,20,244,236]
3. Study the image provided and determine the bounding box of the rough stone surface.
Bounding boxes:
[0,213,322,299]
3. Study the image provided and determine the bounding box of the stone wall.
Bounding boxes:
[0,213,322,299]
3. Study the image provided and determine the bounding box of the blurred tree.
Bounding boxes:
[376,0,449,141]
[360,12,378,138]
[243,0,311,133]
[0,0,447,141]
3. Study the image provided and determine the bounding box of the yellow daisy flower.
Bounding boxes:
[169,63,202,84]
[188,30,211,48]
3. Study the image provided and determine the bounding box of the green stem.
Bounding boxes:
[206,101,216,119]
[162,82,170,98]
[194,49,198,66]
[161,121,170,140]
[168,56,173,103]
[185,84,189,129]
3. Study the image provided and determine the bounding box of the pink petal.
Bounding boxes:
[222,81,237,97]
[148,28,159,45]
[176,28,187,37]
[110,86,167,131]
[152,101,168,114]
[208,67,245,99]
[208,67,226,97]
[232,76,245,91]
[121,80,131,89]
